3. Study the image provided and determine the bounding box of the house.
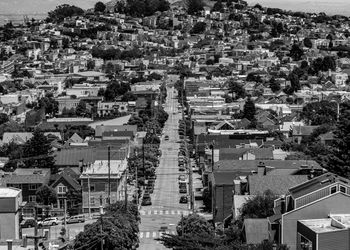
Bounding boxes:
[297,215,350,250]
[2,132,62,145]
[269,173,350,250]
[0,187,22,240]
[210,160,323,223]
[73,71,107,82]
[80,159,128,213]
[292,125,318,144]
[3,168,50,203]
[50,168,81,216]
[97,101,129,116]
[94,125,137,138]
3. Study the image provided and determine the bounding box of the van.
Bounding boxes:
[67,215,85,224]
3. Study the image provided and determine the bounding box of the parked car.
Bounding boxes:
[66,215,85,224]
[142,198,152,206]
[20,218,36,228]
[38,217,60,227]
[164,135,169,140]
[179,186,187,193]
[178,174,186,181]
[179,196,188,203]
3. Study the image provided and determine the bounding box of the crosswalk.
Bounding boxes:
[139,231,177,239]
[139,210,192,216]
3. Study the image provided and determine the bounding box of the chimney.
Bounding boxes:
[257,162,266,176]
[280,196,286,214]
[233,179,241,195]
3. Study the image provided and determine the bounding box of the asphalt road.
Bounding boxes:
[138,81,190,250]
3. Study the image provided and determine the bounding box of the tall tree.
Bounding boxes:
[94,1,106,12]
[212,0,223,12]
[36,185,57,205]
[300,101,337,125]
[240,190,276,219]
[22,129,56,173]
[303,37,313,48]
[289,43,304,61]
[76,100,89,117]
[186,0,204,15]
[243,97,256,122]
[227,79,246,100]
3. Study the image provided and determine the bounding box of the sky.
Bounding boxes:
[0,0,349,16]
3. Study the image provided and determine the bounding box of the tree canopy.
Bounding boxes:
[36,185,57,205]
[94,2,106,12]
[186,0,205,15]
[300,101,338,125]
[227,79,246,100]
[48,4,84,22]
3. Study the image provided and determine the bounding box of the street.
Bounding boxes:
[138,82,190,250]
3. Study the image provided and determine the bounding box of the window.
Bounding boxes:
[90,184,95,192]
[105,183,109,192]
[28,195,36,202]
[29,184,38,190]
[331,186,337,194]
[340,186,346,193]
[58,186,67,194]
[90,197,95,205]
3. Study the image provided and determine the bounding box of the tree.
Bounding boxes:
[76,100,89,117]
[48,4,84,22]
[289,72,300,93]
[87,60,95,70]
[0,114,9,125]
[243,97,256,122]
[303,37,313,48]
[38,96,59,117]
[73,201,139,250]
[289,43,304,61]
[186,0,204,15]
[321,56,336,71]
[240,190,276,219]
[36,185,57,205]
[94,1,106,12]
[190,22,206,34]
[22,129,56,173]
[212,0,223,12]
[227,79,246,100]
[300,101,337,125]
[269,77,281,92]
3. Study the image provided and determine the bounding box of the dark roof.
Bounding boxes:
[55,145,128,166]
[289,173,350,199]
[50,171,81,191]
[196,134,265,152]
[95,125,137,137]
[214,160,322,172]
[4,168,50,184]
[102,131,134,138]
[219,148,274,160]
[38,121,92,130]
[55,148,95,166]
[212,172,239,185]
[248,175,309,195]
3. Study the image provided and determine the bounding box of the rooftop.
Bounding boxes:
[80,160,127,178]
[0,187,21,198]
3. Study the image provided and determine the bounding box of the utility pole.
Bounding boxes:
[100,195,104,250]
[34,206,38,250]
[108,145,111,205]
[142,138,145,179]
[134,149,138,206]
[124,166,128,209]
[87,174,91,218]
[64,199,67,233]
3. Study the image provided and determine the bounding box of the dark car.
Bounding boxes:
[179,187,187,193]
[20,218,36,228]
[142,198,152,206]
[179,196,188,203]
[164,135,169,140]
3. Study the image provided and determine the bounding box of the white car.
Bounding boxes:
[38,217,60,227]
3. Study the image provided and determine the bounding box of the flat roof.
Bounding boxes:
[0,187,21,197]
[299,218,346,233]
